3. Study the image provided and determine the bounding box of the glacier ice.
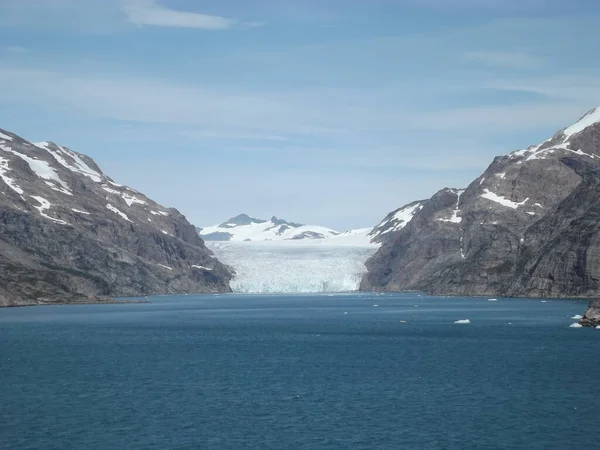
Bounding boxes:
[207,240,378,293]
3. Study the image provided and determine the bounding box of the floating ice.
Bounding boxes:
[488,298,498,302]
[569,323,583,328]
[571,314,583,320]
[454,319,471,324]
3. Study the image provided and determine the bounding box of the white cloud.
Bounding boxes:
[122,0,259,30]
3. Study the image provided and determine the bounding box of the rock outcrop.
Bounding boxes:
[0,128,232,306]
[362,107,600,298]
[579,300,600,327]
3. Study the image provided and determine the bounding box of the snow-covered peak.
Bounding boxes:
[0,127,177,236]
[368,201,424,242]
[561,107,600,140]
[508,106,600,162]
[200,214,341,241]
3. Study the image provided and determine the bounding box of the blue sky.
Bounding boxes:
[1,0,599,229]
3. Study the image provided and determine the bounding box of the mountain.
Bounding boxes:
[0,128,232,306]
[198,214,341,241]
[367,200,425,243]
[362,107,600,298]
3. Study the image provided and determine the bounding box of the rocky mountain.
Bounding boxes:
[362,107,600,298]
[198,213,341,241]
[0,128,232,306]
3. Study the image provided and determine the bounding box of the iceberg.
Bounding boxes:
[454,319,471,324]
[570,314,583,320]
[569,323,583,328]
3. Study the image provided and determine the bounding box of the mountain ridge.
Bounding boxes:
[361,106,600,298]
[0,127,232,306]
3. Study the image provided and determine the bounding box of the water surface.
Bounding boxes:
[0,293,597,449]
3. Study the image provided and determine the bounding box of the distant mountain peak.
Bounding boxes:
[200,214,341,242]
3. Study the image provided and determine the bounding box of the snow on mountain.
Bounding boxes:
[367,201,425,243]
[0,127,231,305]
[199,213,342,242]
[200,214,387,292]
[362,105,600,298]
[199,206,427,293]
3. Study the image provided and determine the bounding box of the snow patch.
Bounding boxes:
[106,204,132,222]
[44,181,73,196]
[121,193,147,207]
[1,145,71,192]
[151,210,169,216]
[102,185,121,195]
[0,156,23,194]
[30,195,69,225]
[481,189,528,209]
[72,208,90,215]
[37,143,104,183]
[437,189,463,223]
[192,265,213,271]
[157,264,172,271]
[0,132,13,141]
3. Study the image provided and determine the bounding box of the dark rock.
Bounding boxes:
[579,300,600,327]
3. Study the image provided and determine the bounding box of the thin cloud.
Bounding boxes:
[122,0,261,30]
[463,51,547,69]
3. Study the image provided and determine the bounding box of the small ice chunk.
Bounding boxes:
[454,319,471,324]
[569,323,583,328]
[571,314,583,320]
[488,298,498,302]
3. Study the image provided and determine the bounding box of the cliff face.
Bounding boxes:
[362,108,600,298]
[0,128,232,306]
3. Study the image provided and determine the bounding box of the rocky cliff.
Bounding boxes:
[0,128,232,306]
[362,107,600,298]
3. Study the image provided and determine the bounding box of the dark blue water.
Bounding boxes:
[0,293,598,449]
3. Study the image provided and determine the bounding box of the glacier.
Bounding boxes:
[207,240,379,293]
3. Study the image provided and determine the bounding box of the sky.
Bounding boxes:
[0,0,599,230]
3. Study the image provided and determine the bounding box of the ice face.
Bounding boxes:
[207,241,378,293]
